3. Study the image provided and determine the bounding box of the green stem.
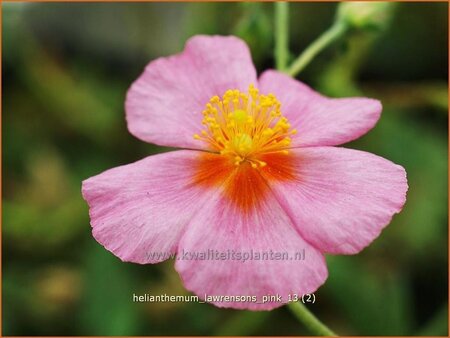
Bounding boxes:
[286,21,348,77]
[275,2,289,71]
[287,302,337,336]
[278,10,342,335]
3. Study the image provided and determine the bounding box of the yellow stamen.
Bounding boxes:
[193,84,294,168]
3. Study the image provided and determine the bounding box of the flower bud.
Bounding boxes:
[337,2,396,31]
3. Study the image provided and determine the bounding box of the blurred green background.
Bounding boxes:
[3,2,448,336]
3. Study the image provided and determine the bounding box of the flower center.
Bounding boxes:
[194,84,296,168]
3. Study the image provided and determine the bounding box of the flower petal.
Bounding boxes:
[262,147,408,254]
[126,35,257,149]
[175,179,328,310]
[258,70,382,147]
[82,150,212,264]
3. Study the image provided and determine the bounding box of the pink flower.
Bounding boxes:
[82,35,408,310]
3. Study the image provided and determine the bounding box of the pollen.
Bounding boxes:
[193,84,296,168]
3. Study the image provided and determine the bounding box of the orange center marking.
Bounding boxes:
[192,152,297,212]
[192,85,298,212]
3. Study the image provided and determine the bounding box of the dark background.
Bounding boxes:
[3,2,448,336]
